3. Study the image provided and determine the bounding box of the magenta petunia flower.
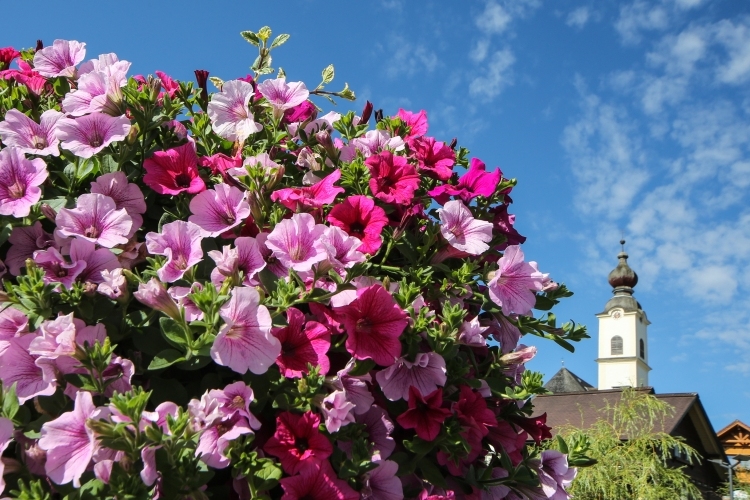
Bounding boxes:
[438,200,493,255]
[143,143,206,195]
[396,387,451,442]
[210,287,279,375]
[0,109,64,156]
[413,136,455,181]
[145,220,204,283]
[264,411,333,475]
[0,47,21,70]
[279,461,359,500]
[0,334,56,403]
[207,79,262,143]
[327,195,389,254]
[397,108,428,143]
[270,169,344,212]
[188,183,250,237]
[56,193,132,248]
[487,245,545,316]
[272,307,330,378]
[0,147,48,218]
[334,284,407,366]
[375,352,447,401]
[69,238,119,284]
[33,247,87,288]
[428,157,502,205]
[266,213,329,272]
[6,222,55,275]
[209,236,266,287]
[56,112,131,158]
[365,151,420,205]
[38,391,98,487]
[90,172,146,238]
[33,39,86,78]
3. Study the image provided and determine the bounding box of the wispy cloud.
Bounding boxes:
[566,7,591,29]
[469,48,515,100]
[382,36,440,79]
[615,0,671,44]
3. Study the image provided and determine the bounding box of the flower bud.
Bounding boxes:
[375,109,384,123]
[194,69,209,102]
[360,100,373,125]
[35,40,44,52]
[40,203,57,223]
[315,130,337,158]
[133,278,181,321]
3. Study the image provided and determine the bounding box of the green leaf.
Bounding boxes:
[270,33,290,49]
[418,458,447,488]
[258,26,272,42]
[321,64,335,85]
[159,317,187,347]
[208,76,224,90]
[253,459,283,490]
[148,349,185,370]
[240,30,260,46]
[534,295,556,311]
[0,222,12,247]
[99,155,118,174]
[2,383,19,420]
[349,359,375,377]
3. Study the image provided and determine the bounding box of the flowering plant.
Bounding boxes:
[0,28,589,499]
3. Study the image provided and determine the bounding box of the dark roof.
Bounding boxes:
[543,368,595,394]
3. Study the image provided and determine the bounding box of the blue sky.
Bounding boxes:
[4,0,750,430]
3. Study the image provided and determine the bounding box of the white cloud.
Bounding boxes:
[470,39,490,63]
[673,0,704,10]
[384,37,439,79]
[468,48,515,100]
[566,7,590,29]
[714,18,750,84]
[615,0,670,44]
[476,1,512,35]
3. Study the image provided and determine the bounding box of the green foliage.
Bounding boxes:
[552,388,704,499]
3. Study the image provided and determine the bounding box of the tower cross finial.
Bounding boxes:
[620,233,626,252]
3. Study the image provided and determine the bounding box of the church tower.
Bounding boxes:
[596,240,651,390]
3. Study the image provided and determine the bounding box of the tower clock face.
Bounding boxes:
[612,311,622,319]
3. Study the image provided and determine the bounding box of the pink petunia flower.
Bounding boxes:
[206,381,261,427]
[0,333,56,403]
[210,287,279,375]
[98,268,127,300]
[133,278,181,321]
[334,284,407,366]
[272,307,330,378]
[396,387,451,441]
[375,352,447,401]
[264,411,333,475]
[428,158,501,205]
[257,78,309,113]
[0,417,13,495]
[397,108,428,143]
[90,172,146,238]
[33,246,87,288]
[0,307,28,339]
[69,238,119,284]
[38,391,98,486]
[412,136,455,181]
[196,413,254,469]
[320,390,356,433]
[438,200,493,255]
[365,151,420,205]
[279,461,359,500]
[62,55,130,116]
[321,226,366,272]
[145,220,204,283]
[208,236,266,287]
[362,458,403,500]
[207,79,262,143]
[327,195,389,254]
[188,184,250,237]
[143,143,206,195]
[271,169,344,212]
[0,47,21,70]
[489,314,522,354]
[5,222,55,275]
[56,193,132,248]
[457,316,489,347]
[357,407,396,459]
[0,147,48,218]
[266,213,329,272]
[487,245,545,316]
[0,109,64,156]
[168,283,204,322]
[454,385,497,438]
[56,113,131,158]
[33,39,86,78]
[533,450,577,500]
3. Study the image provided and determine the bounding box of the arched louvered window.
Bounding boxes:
[611,336,623,355]
[640,339,645,359]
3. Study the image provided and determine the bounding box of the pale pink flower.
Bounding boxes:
[207,381,261,427]
[458,316,489,347]
[39,391,98,486]
[69,238,119,284]
[340,130,405,161]
[362,459,403,500]
[5,222,55,275]
[211,287,279,375]
[320,390,356,433]
[0,417,13,495]
[33,39,86,78]
[438,200,493,255]
[339,406,395,460]
[56,193,132,248]
[33,246,87,288]
[321,225,366,272]
[0,147,48,218]
[209,237,266,287]
[0,334,56,403]
[168,283,204,322]
[490,314,522,354]
[334,360,374,415]
[270,169,344,212]
[266,213,329,272]
[97,268,127,300]
[62,55,130,116]
[207,79,262,143]
[375,352,447,401]
[196,412,254,469]
[534,450,577,500]
[145,221,204,283]
[29,313,79,359]
[90,172,146,238]
[133,278,181,320]
[0,109,64,156]
[487,245,545,316]
[258,78,309,111]
[56,113,131,158]
[0,307,28,339]
[188,184,250,237]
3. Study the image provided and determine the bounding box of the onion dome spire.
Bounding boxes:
[608,239,638,293]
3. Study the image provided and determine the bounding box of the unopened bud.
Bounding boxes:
[126,123,140,145]
[35,40,43,52]
[40,203,57,223]
[194,69,209,102]
[82,281,98,297]
[315,130,337,158]
[360,100,373,124]
[449,137,457,150]
[375,109,384,123]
